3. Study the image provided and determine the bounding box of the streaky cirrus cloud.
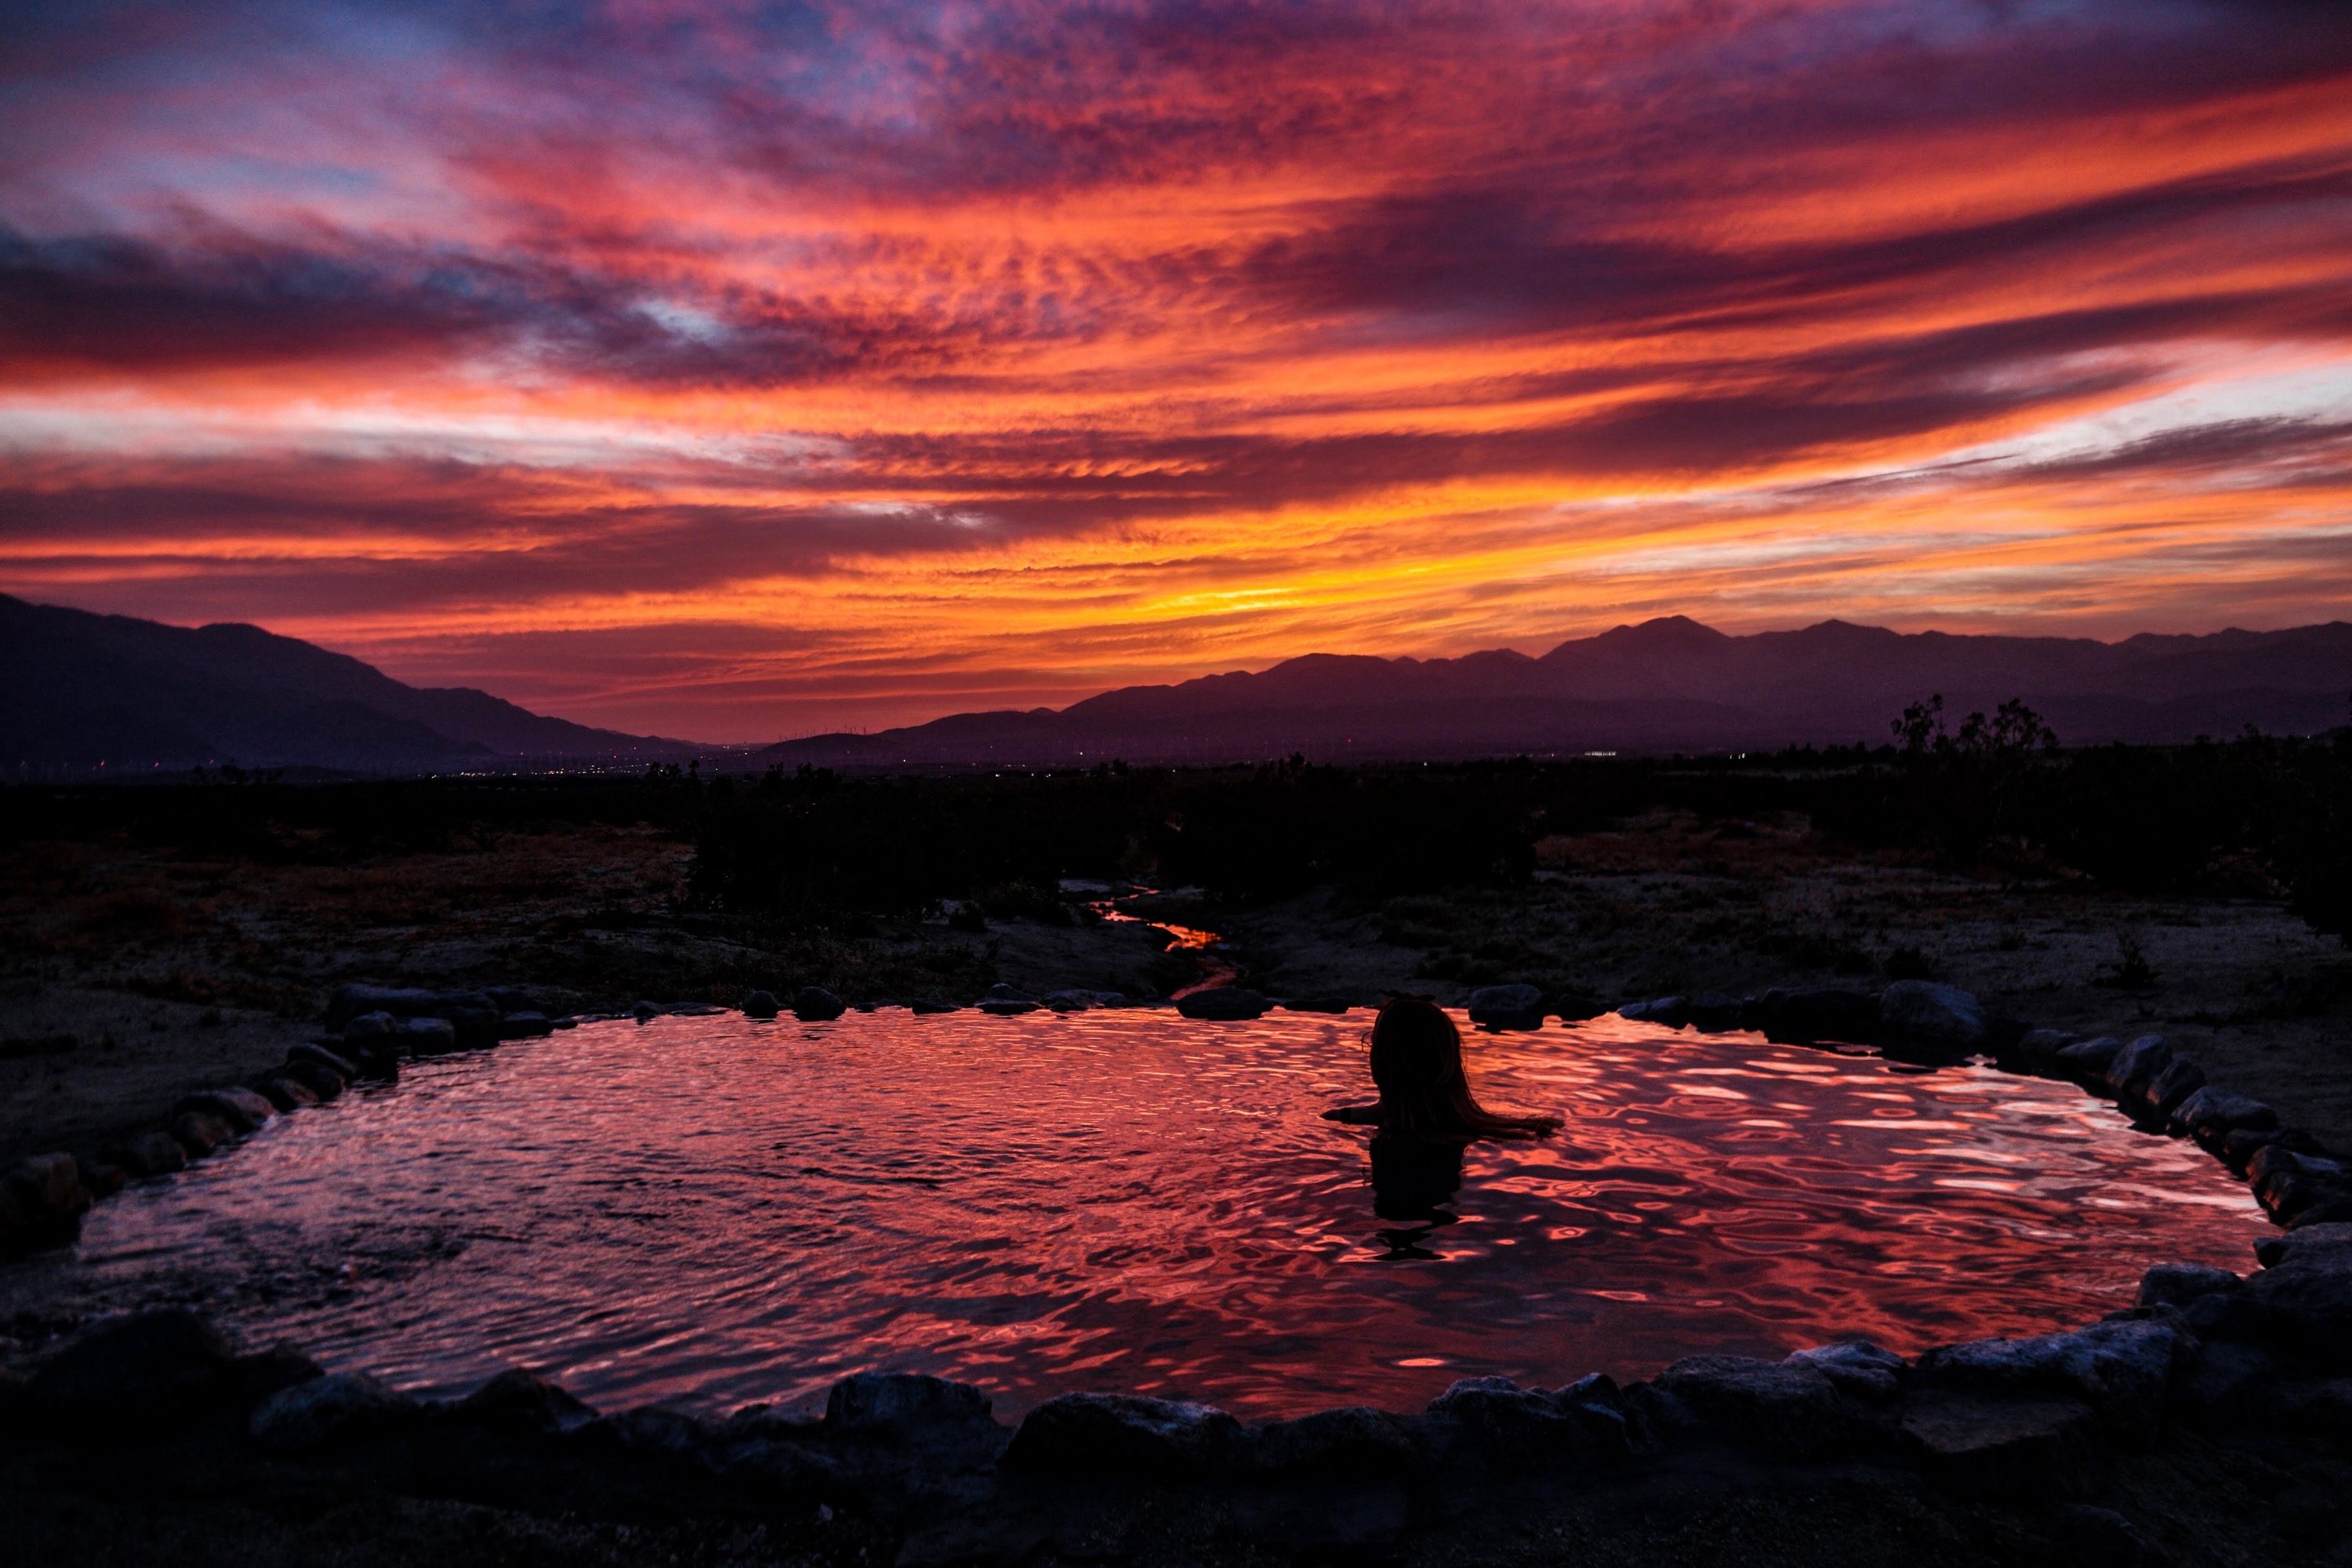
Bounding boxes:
[2,0,2350,738]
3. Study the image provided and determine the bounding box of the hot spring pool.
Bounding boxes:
[70,1009,2263,1417]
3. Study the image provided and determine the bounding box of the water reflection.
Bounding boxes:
[64,1010,2266,1419]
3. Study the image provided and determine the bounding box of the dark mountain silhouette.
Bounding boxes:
[1,594,699,775]
[757,615,2352,768]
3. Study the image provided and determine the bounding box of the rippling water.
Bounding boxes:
[71,1010,2262,1417]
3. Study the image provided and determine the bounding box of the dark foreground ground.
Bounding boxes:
[4,773,2350,1565]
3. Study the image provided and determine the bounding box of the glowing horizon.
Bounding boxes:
[5,2,2350,741]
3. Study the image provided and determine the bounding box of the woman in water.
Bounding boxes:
[1322,996,1561,1139]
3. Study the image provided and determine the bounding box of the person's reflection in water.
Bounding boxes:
[1323,997,1560,1260]
[1368,1132,1466,1259]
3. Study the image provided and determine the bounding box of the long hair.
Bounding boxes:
[1367,997,1554,1140]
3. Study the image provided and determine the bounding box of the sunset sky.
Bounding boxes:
[4,1,2350,740]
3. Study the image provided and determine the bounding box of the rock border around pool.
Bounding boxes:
[5,1225,2350,1562]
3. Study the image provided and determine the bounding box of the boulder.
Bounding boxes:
[792,987,847,1022]
[2223,1125,2290,1169]
[1683,992,1747,1032]
[169,1110,234,1158]
[2055,1036,2122,1077]
[7,1152,93,1241]
[2101,1034,2172,1098]
[1653,1356,1851,1454]
[2138,1057,2206,1117]
[1425,1377,1594,1462]
[452,1368,596,1432]
[290,1043,358,1080]
[1176,987,1269,1022]
[114,1131,188,1178]
[342,1011,395,1044]
[28,1311,241,1429]
[1466,985,1545,1030]
[250,1076,319,1112]
[1001,1392,1240,1475]
[1617,996,1686,1028]
[1282,996,1356,1015]
[982,984,1040,1004]
[175,1087,276,1134]
[979,1000,1040,1016]
[1899,1391,2104,1497]
[825,1371,995,1436]
[1878,982,1989,1050]
[248,1371,418,1451]
[1785,1340,1906,1401]
[397,1016,459,1053]
[632,1000,662,1022]
[79,1162,126,1199]
[575,1406,720,1462]
[2010,1028,2078,1062]
[2136,1263,2239,1310]
[1044,990,1094,1012]
[495,1011,554,1039]
[2246,1229,2352,1370]
[2170,1087,2278,1143]
[1241,1406,1421,1476]
[327,985,497,1029]
[1916,1320,2183,1431]
[281,1060,345,1102]
[2249,1146,2350,1223]
[741,989,781,1020]
[1748,988,1879,1045]
[2256,1221,2352,1269]
[909,998,964,1014]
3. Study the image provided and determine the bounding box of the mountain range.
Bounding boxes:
[6,593,2348,776]
[753,616,2352,768]
[1,593,695,775]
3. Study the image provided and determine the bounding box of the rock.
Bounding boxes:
[825,1371,994,1435]
[1243,1406,1421,1475]
[453,1368,595,1432]
[397,1016,459,1053]
[1683,992,1746,1032]
[576,1406,720,1463]
[1916,1320,2182,1430]
[909,998,963,1014]
[982,984,1039,1004]
[281,1060,345,1102]
[1785,1340,1906,1401]
[1001,1392,1240,1475]
[78,1162,125,1199]
[1748,987,1879,1045]
[979,1000,1039,1016]
[1282,996,1355,1014]
[496,1011,554,1038]
[2011,1028,2078,1062]
[1899,1391,2104,1497]
[1549,992,1610,1022]
[1044,990,1094,1012]
[2056,1036,2122,1077]
[290,1043,359,1080]
[342,1011,395,1044]
[0,1189,27,1254]
[2249,1146,2350,1222]
[5,1152,93,1244]
[249,1371,418,1451]
[2138,1056,2206,1116]
[2223,1125,2290,1169]
[175,1087,277,1134]
[1878,981,1988,1050]
[1653,1356,1850,1454]
[1425,1377,1595,1463]
[1176,987,1269,1022]
[1617,996,1686,1028]
[2101,1034,2172,1098]
[742,989,781,1020]
[249,1075,319,1112]
[169,1110,234,1157]
[792,987,847,1022]
[2137,1263,2239,1309]
[1466,984,1545,1030]
[2246,1230,2352,1370]
[114,1131,188,1178]
[632,1000,662,1022]
[237,1344,325,1403]
[2170,1087,2278,1142]
[2257,1222,2352,1269]
[29,1311,241,1429]
[327,985,497,1030]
